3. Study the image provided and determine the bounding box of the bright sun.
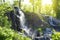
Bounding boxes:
[23,0,30,5]
[41,0,52,6]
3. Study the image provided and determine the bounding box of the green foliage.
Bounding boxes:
[0,3,12,27]
[0,26,31,40]
[56,0,60,19]
[14,1,19,7]
[52,32,60,40]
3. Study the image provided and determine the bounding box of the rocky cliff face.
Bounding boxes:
[24,12,49,29]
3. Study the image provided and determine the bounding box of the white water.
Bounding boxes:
[15,8,32,36]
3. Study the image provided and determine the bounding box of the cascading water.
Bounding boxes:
[14,7,35,37]
[18,9,31,35]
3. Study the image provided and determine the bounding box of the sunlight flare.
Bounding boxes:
[23,0,31,5]
[41,0,52,6]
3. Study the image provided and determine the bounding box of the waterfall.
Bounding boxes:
[14,7,34,37]
[15,7,28,31]
[13,7,53,40]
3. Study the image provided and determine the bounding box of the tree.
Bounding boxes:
[19,0,21,8]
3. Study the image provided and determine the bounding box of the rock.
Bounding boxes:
[43,28,52,40]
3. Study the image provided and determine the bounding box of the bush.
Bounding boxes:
[0,26,31,40]
[0,3,12,27]
[52,32,60,40]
